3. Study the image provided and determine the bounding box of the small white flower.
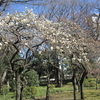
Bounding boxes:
[0,43,2,46]
[9,22,14,26]
[39,51,42,54]
[27,24,30,27]
[21,19,29,24]
[5,42,8,44]
[50,46,53,50]
[77,59,82,62]
[52,39,56,43]
[56,46,60,50]
[72,58,76,61]
[25,43,28,45]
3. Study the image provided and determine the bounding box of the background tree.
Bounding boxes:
[0,42,11,95]
[24,70,39,87]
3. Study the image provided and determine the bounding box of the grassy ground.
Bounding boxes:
[35,89,100,100]
[35,83,100,100]
[0,92,14,100]
[0,84,100,100]
[84,89,100,100]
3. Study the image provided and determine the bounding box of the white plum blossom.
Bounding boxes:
[0,9,88,65]
[0,43,2,46]
[39,51,42,54]
[50,46,53,50]
[9,22,14,26]
[21,19,29,24]
[56,46,60,50]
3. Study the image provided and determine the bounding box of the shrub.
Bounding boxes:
[84,80,89,87]
[24,70,39,87]
[89,81,96,87]
[9,80,16,92]
[23,86,37,99]
[0,85,9,95]
[84,79,96,87]
[98,79,100,84]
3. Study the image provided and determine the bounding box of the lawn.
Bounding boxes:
[0,84,100,100]
[35,89,100,100]
[84,89,100,100]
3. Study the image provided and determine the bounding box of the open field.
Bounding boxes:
[35,89,100,100]
[0,84,100,100]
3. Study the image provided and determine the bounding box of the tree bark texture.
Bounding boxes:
[79,71,87,99]
[46,76,50,100]
[55,68,61,87]
[16,70,21,100]
[0,70,7,95]
[96,78,98,90]
[72,69,77,100]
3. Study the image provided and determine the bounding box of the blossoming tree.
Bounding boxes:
[0,9,89,100]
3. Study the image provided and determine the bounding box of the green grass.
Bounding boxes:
[35,86,47,97]
[0,92,14,100]
[0,83,100,100]
[49,89,100,100]
[84,89,100,100]
[35,85,73,97]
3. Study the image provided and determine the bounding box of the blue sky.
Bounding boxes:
[4,0,100,15]
[6,1,43,14]
[6,3,34,13]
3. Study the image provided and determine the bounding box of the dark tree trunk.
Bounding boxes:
[15,70,21,100]
[77,80,80,93]
[60,72,63,87]
[20,87,23,100]
[58,69,61,87]
[80,82,84,99]
[96,78,98,90]
[72,69,77,100]
[55,68,61,87]
[72,79,77,100]
[80,71,87,99]
[46,76,50,100]
[60,65,63,87]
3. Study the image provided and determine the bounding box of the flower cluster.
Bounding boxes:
[0,9,88,63]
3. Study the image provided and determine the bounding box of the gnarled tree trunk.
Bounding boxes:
[15,70,21,100]
[72,69,77,100]
[80,71,87,99]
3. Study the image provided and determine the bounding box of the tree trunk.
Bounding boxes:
[0,80,3,95]
[77,79,80,93]
[0,70,7,95]
[7,80,10,88]
[20,87,23,100]
[15,70,21,100]
[80,82,84,99]
[72,69,77,100]
[55,68,60,87]
[46,76,50,100]
[58,69,61,87]
[72,78,77,100]
[60,72,63,87]
[60,65,63,87]
[96,78,98,90]
[80,71,87,99]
